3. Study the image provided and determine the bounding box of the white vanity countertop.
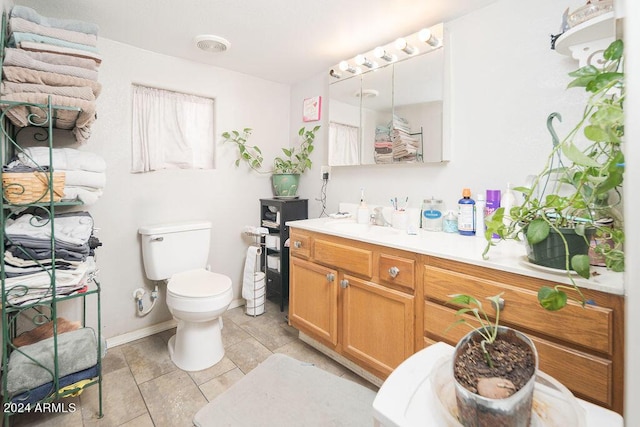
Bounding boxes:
[286,217,624,296]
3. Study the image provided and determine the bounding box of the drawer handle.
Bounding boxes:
[388,266,400,278]
[150,236,164,242]
[491,297,505,311]
[326,273,335,282]
[294,241,302,248]
[340,279,349,289]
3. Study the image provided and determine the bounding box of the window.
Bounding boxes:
[131,85,215,172]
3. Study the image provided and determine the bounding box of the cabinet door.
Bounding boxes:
[289,257,339,347]
[341,274,414,378]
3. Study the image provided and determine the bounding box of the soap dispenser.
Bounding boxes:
[356,188,370,224]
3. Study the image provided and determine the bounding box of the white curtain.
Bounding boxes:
[131,85,215,172]
[328,122,359,166]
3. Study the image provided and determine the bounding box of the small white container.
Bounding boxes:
[267,254,280,272]
[392,210,408,231]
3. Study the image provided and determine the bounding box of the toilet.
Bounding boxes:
[138,220,233,371]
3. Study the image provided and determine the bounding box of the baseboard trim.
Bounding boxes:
[298,332,384,388]
[107,298,245,348]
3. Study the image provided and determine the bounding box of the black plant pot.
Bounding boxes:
[525,227,595,271]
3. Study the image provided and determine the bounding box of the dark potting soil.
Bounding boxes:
[453,334,536,395]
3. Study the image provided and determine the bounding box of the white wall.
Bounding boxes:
[85,39,291,338]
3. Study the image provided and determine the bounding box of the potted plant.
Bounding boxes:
[222,125,320,198]
[446,293,538,427]
[482,39,625,311]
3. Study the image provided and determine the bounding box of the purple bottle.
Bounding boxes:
[485,190,501,238]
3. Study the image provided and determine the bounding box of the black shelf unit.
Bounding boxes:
[260,198,308,312]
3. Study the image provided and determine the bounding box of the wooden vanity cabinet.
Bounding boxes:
[289,229,417,380]
[421,255,624,415]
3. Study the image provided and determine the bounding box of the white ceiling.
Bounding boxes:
[14,0,497,84]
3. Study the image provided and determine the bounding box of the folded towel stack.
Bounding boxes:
[11,146,107,204]
[0,6,102,143]
[3,211,102,306]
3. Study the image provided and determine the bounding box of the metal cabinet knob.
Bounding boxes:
[491,297,505,311]
[326,273,335,282]
[388,266,400,278]
[294,241,302,248]
[340,279,349,289]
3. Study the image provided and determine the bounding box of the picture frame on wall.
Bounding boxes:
[303,96,321,122]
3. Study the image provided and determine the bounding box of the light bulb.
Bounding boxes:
[394,37,416,55]
[374,47,395,62]
[339,61,359,74]
[418,28,440,47]
[354,54,376,69]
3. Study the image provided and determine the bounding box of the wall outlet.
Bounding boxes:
[321,165,331,180]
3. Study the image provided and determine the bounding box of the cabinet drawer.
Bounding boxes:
[378,253,415,290]
[424,301,614,408]
[290,231,311,259]
[314,238,373,278]
[423,265,613,355]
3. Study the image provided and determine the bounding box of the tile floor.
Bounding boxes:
[8,299,378,427]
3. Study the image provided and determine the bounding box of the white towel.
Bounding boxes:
[19,147,106,172]
[242,246,262,300]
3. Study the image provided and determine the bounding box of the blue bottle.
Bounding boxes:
[457,188,475,236]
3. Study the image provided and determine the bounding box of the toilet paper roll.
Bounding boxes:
[242,246,262,300]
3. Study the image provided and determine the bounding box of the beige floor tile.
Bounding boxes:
[220,317,251,347]
[156,327,176,344]
[198,367,245,402]
[118,413,155,427]
[101,346,128,375]
[138,369,208,427]
[9,397,82,427]
[187,355,237,386]
[240,315,298,351]
[120,335,176,384]
[274,340,349,377]
[80,367,147,426]
[224,337,273,374]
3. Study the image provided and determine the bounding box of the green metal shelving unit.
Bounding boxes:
[0,12,103,426]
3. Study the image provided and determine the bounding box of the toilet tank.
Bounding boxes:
[138,220,212,281]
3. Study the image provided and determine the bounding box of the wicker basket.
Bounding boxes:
[2,171,66,204]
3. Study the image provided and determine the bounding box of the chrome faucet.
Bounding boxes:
[371,207,392,227]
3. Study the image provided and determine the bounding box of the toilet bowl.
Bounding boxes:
[166,268,233,371]
[138,220,234,372]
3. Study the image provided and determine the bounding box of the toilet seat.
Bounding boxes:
[168,268,232,298]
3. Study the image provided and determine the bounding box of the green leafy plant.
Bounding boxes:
[447,293,504,368]
[222,125,320,174]
[482,39,624,311]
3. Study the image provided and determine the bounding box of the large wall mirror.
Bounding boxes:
[328,24,447,166]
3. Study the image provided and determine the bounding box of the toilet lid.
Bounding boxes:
[167,268,232,298]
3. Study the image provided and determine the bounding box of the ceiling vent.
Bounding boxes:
[194,35,230,53]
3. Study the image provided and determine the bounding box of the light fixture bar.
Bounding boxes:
[339,61,360,74]
[329,69,341,79]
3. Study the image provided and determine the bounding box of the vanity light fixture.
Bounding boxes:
[355,54,377,69]
[373,47,396,63]
[394,37,416,55]
[329,69,342,79]
[418,28,441,47]
[339,61,361,74]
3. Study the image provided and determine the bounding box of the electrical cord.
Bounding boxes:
[316,177,329,217]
